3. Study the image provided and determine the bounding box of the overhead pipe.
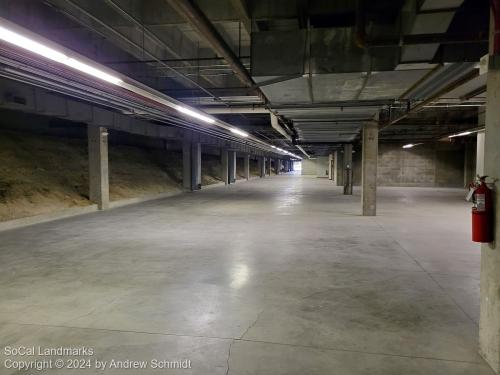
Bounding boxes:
[165,0,262,98]
[46,0,219,100]
[163,0,303,149]
[381,68,480,129]
[367,33,489,48]
[203,106,268,114]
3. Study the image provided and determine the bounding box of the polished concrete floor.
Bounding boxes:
[0,175,491,374]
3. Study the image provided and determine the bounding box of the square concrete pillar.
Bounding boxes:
[479,15,500,371]
[361,121,378,216]
[182,141,190,190]
[336,150,344,186]
[328,153,333,180]
[88,126,109,210]
[221,149,229,185]
[464,141,475,187]
[244,154,250,180]
[275,159,280,175]
[477,130,485,176]
[258,157,265,178]
[333,151,338,184]
[192,143,202,190]
[183,141,201,191]
[228,151,237,183]
[267,157,272,176]
[343,144,353,195]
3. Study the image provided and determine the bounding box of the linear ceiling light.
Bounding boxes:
[0,26,122,85]
[175,105,215,124]
[0,19,288,150]
[402,143,422,149]
[230,128,249,137]
[448,131,473,138]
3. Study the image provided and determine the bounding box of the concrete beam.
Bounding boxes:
[343,144,353,195]
[0,78,271,157]
[88,126,109,210]
[361,121,378,216]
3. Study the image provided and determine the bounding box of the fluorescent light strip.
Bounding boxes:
[175,105,215,124]
[448,131,473,138]
[268,145,302,159]
[402,143,422,149]
[0,26,122,85]
[230,128,249,137]
[0,20,296,151]
[65,58,122,84]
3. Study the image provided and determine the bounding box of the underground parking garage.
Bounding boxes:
[0,0,499,374]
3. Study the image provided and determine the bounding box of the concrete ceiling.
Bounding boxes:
[0,0,490,157]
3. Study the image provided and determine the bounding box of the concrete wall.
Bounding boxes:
[352,142,466,188]
[301,157,329,177]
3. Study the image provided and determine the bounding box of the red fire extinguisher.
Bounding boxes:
[471,176,494,243]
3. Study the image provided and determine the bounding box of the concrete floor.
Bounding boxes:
[0,175,492,374]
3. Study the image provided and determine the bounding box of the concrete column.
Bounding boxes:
[191,142,201,190]
[479,12,500,373]
[228,151,236,183]
[258,157,265,178]
[336,150,344,186]
[267,158,272,176]
[244,154,250,180]
[464,141,476,187]
[333,151,338,184]
[221,149,229,185]
[343,144,353,195]
[361,121,378,216]
[88,126,109,210]
[477,130,485,176]
[328,153,333,180]
[275,159,280,175]
[183,141,201,191]
[183,141,191,190]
